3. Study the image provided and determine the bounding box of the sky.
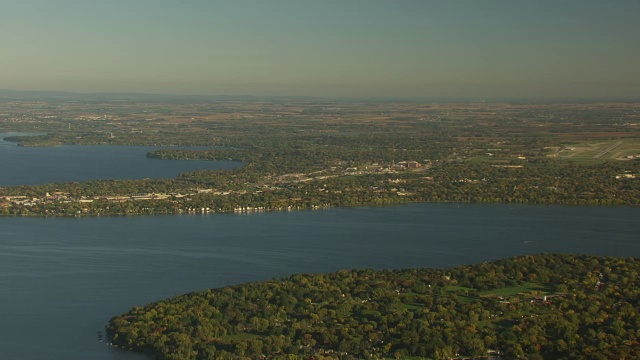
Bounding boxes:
[1,0,639,99]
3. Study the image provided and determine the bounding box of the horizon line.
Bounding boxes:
[1,89,639,104]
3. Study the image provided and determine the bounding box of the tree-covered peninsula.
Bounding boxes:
[107,254,640,360]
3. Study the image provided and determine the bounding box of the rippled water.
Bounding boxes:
[0,204,638,359]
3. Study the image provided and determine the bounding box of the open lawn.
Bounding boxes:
[440,283,553,304]
[480,282,552,297]
[554,139,640,164]
[444,285,474,292]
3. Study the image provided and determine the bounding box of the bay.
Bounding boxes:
[0,203,638,360]
[0,132,241,186]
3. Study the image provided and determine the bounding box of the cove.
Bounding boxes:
[0,132,241,186]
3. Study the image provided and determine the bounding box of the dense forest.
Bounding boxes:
[107,254,640,360]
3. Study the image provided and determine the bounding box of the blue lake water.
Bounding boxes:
[0,132,241,186]
[0,133,639,359]
[0,204,638,360]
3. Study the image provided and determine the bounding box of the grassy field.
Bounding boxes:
[444,285,474,292]
[480,282,552,297]
[554,139,640,164]
[438,283,553,303]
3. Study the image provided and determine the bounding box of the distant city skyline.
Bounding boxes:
[2,0,639,99]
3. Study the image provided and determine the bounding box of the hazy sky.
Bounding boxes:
[1,0,639,98]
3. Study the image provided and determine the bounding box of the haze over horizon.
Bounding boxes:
[2,0,639,99]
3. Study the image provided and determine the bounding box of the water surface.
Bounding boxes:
[0,204,638,359]
[0,132,240,186]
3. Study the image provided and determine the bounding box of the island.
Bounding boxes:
[106,253,640,359]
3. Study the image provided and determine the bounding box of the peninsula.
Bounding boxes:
[107,253,640,359]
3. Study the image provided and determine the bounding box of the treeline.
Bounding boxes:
[147,149,247,162]
[1,160,639,216]
[107,253,640,359]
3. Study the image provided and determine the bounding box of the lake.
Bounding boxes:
[1,134,639,359]
[0,204,639,360]
[0,132,241,186]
